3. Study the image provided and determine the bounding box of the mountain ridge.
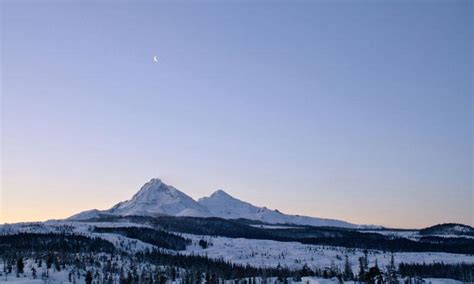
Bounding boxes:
[68,178,369,228]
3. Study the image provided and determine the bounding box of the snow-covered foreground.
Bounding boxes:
[0,277,465,284]
[0,270,464,284]
[1,221,472,283]
[0,257,465,284]
[182,234,474,270]
[0,255,157,284]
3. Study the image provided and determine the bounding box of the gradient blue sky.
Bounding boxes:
[1,0,472,227]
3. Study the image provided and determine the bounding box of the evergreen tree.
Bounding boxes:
[300,263,312,277]
[16,257,24,274]
[343,255,353,280]
[85,271,93,284]
[7,260,12,274]
[387,253,398,284]
[54,257,61,271]
[199,239,209,249]
[358,257,366,281]
[46,254,53,269]
[363,250,369,270]
[366,265,381,284]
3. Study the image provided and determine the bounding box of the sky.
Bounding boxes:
[1,0,472,228]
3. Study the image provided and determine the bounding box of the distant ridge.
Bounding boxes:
[419,223,474,237]
[68,178,372,228]
[198,189,359,228]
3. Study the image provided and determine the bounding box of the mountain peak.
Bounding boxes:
[141,178,165,190]
[133,178,178,197]
[106,178,211,217]
[210,189,233,198]
[148,177,163,184]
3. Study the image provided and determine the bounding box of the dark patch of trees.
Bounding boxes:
[0,233,116,258]
[85,270,93,284]
[16,257,24,274]
[198,239,210,249]
[298,234,474,254]
[138,249,308,280]
[93,226,190,250]
[399,262,474,282]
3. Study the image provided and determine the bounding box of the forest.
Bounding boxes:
[1,232,473,283]
[83,216,474,254]
[93,227,191,250]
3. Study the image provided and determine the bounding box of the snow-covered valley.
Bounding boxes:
[1,219,473,283]
[181,234,474,270]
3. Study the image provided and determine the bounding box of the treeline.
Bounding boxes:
[419,235,474,246]
[88,216,278,240]
[399,262,474,282]
[137,249,352,281]
[0,233,116,258]
[88,216,474,254]
[94,227,191,250]
[138,249,284,280]
[138,249,406,283]
[298,234,474,254]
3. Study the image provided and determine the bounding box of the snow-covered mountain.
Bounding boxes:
[69,178,211,220]
[108,178,211,217]
[69,178,364,228]
[198,190,358,228]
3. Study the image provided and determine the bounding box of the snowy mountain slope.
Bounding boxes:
[69,178,365,228]
[198,190,360,228]
[67,209,108,221]
[69,178,211,220]
[107,178,211,217]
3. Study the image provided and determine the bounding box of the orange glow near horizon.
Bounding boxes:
[1,178,472,229]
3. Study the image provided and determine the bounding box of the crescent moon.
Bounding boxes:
[153,56,158,63]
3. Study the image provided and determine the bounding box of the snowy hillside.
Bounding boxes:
[181,233,474,270]
[1,220,473,283]
[198,190,359,228]
[69,178,365,228]
[419,223,474,237]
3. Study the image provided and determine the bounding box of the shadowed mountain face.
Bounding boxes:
[68,178,363,228]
